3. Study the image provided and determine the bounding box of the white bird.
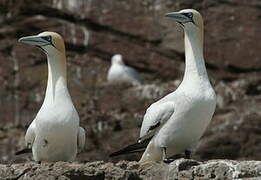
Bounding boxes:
[107,54,143,85]
[110,9,216,163]
[17,32,86,162]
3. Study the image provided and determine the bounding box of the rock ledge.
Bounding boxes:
[0,159,261,180]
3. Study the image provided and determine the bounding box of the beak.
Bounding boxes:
[165,12,192,24]
[18,35,50,46]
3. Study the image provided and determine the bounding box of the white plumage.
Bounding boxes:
[18,32,86,162]
[107,54,143,85]
[139,9,216,163]
[110,9,216,164]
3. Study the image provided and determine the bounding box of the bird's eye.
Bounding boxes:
[187,13,193,18]
[41,36,52,42]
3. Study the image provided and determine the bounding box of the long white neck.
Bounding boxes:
[182,27,209,85]
[43,52,68,104]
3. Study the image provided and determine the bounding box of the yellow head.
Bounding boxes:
[165,9,204,37]
[19,31,65,56]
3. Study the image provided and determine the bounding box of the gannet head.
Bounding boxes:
[111,54,124,65]
[165,9,203,34]
[18,31,65,56]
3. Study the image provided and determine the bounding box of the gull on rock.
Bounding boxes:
[17,32,86,162]
[110,9,216,163]
[107,54,143,85]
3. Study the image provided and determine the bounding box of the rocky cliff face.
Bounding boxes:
[0,0,260,166]
[1,159,261,180]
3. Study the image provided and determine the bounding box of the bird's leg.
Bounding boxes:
[163,147,185,163]
[162,147,167,160]
[184,150,191,159]
[162,147,175,164]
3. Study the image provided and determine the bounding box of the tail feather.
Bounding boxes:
[110,137,152,157]
[15,148,32,155]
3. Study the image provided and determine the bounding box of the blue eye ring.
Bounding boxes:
[40,36,55,47]
[187,13,193,18]
[41,36,52,43]
[183,12,193,19]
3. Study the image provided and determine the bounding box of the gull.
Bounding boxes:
[107,54,143,85]
[16,32,86,162]
[110,9,216,163]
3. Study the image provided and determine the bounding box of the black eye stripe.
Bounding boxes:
[41,36,52,42]
[40,36,55,47]
[183,13,193,19]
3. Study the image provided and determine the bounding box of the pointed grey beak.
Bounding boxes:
[18,35,50,46]
[165,12,192,24]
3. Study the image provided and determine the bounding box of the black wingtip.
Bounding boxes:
[109,151,121,157]
[109,147,145,157]
[15,148,32,155]
[109,146,131,157]
[109,138,153,158]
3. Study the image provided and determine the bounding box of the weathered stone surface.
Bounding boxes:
[0,0,260,168]
[0,159,261,179]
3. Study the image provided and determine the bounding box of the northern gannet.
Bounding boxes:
[110,9,216,163]
[17,32,86,162]
[107,54,143,85]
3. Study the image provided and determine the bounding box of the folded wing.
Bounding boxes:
[77,126,86,152]
[109,102,175,157]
